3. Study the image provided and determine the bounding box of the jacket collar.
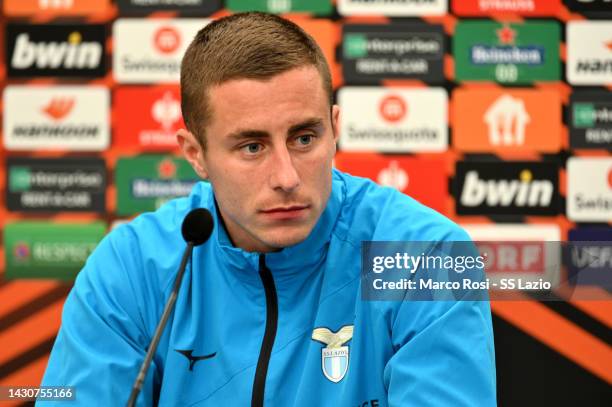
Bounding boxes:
[205,169,345,276]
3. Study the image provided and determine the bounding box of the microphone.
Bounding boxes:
[127,208,214,407]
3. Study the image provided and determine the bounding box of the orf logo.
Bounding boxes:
[379,95,406,123]
[154,27,180,54]
[312,325,353,383]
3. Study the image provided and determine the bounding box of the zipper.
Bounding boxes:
[251,254,279,407]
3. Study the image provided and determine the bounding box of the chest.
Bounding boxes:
[153,256,392,406]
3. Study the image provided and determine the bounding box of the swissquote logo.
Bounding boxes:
[154,26,181,54]
[567,157,612,222]
[379,95,407,123]
[455,162,559,216]
[3,85,110,151]
[113,19,209,83]
[338,87,447,152]
[6,24,106,77]
[567,21,612,85]
[312,325,354,383]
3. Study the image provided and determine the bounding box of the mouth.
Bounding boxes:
[260,205,310,220]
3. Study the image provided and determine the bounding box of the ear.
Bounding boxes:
[177,128,208,179]
[331,104,340,145]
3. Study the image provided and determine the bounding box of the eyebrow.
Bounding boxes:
[226,118,325,141]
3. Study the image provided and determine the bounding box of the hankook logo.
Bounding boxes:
[567,21,612,85]
[3,85,110,151]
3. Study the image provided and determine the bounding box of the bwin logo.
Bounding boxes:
[461,170,553,207]
[11,31,102,70]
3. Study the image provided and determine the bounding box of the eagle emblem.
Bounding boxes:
[312,325,354,383]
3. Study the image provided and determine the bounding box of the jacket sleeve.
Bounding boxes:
[37,227,158,406]
[383,298,496,406]
[382,235,496,406]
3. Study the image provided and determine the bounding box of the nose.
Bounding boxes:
[269,145,300,192]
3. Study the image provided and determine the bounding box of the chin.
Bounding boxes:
[262,225,313,249]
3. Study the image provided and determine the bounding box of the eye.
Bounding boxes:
[241,143,262,154]
[296,134,313,146]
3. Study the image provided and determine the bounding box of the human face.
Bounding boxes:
[178,66,339,253]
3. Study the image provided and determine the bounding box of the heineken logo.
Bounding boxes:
[116,156,200,215]
[454,21,559,83]
[471,45,544,65]
[497,25,516,44]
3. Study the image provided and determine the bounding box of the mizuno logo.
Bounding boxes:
[175,349,216,371]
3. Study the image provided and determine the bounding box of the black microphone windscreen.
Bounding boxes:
[181,208,214,246]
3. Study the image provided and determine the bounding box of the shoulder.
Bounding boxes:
[333,169,469,245]
[80,181,213,297]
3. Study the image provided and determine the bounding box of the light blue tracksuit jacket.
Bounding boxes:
[40,169,496,406]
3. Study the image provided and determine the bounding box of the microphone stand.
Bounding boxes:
[126,241,194,407]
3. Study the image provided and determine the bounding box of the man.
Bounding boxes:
[40,12,496,406]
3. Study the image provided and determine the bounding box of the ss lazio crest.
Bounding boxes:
[311,325,354,383]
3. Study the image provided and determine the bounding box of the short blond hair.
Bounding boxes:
[180,12,333,147]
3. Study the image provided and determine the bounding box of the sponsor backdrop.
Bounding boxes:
[0,1,610,406]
